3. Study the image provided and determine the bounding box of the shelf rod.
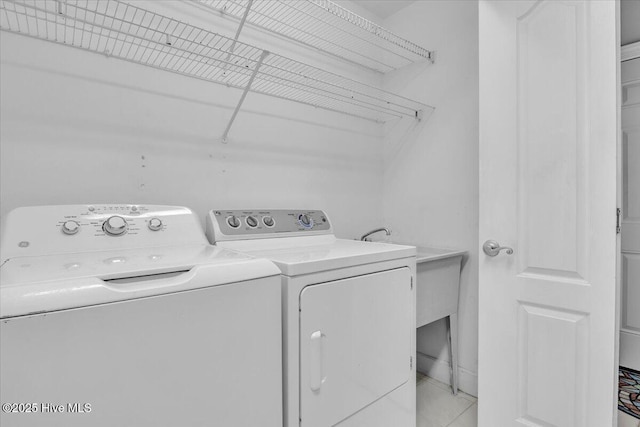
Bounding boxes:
[221,49,270,143]
[222,0,253,71]
[232,0,253,50]
[220,0,253,77]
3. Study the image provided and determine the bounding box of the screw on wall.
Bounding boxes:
[140,155,146,191]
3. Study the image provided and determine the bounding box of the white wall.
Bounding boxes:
[381,1,480,395]
[0,1,387,237]
[0,0,480,394]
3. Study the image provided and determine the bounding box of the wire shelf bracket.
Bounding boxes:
[0,0,435,141]
[223,0,252,68]
[221,49,269,143]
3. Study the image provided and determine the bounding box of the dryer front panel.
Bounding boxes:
[299,267,412,427]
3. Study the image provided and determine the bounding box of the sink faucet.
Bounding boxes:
[360,227,391,241]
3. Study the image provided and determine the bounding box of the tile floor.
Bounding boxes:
[416,372,640,427]
[619,410,640,427]
[416,373,477,427]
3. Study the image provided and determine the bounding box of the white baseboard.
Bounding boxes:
[416,351,478,397]
[620,328,640,371]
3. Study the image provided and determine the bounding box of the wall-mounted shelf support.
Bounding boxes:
[222,0,253,76]
[222,49,269,143]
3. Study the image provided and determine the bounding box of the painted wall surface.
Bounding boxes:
[381,1,480,395]
[0,1,387,237]
[0,0,480,395]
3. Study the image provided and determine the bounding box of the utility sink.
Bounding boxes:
[413,245,466,395]
[412,246,465,327]
[374,242,466,395]
[362,240,465,326]
[415,246,466,265]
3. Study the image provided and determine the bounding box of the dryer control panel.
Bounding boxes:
[206,209,332,242]
[1,205,207,260]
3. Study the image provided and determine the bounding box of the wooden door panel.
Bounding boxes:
[479,1,618,425]
[516,1,588,281]
[517,304,588,427]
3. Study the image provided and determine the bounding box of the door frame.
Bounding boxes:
[618,41,640,376]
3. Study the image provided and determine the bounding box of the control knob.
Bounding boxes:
[246,216,258,228]
[227,215,241,229]
[263,216,275,227]
[61,220,80,235]
[103,215,128,236]
[299,214,313,228]
[148,217,163,231]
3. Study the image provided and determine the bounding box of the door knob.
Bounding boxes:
[483,240,513,257]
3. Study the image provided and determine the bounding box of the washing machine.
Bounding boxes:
[206,209,417,427]
[0,204,283,427]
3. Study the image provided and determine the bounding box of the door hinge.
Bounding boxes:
[616,208,621,234]
[410,277,413,290]
[410,356,413,369]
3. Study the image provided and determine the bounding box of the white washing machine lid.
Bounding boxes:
[0,244,280,318]
[218,235,416,276]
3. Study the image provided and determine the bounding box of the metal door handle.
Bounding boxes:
[483,240,513,257]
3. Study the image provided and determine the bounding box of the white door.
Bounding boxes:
[299,268,412,427]
[478,1,619,426]
[620,55,640,371]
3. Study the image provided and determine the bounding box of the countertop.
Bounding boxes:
[415,246,466,263]
[391,245,466,264]
[361,240,466,264]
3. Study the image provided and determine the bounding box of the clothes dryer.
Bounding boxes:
[206,209,417,427]
[0,204,282,427]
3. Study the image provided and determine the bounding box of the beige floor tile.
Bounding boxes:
[416,379,475,427]
[422,375,478,403]
[423,375,453,392]
[618,410,640,427]
[458,392,477,404]
[447,403,477,427]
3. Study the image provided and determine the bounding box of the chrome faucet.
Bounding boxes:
[360,227,391,241]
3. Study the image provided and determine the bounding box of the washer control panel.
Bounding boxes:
[207,209,332,242]
[1,205,207,260]
[52,205,166,238]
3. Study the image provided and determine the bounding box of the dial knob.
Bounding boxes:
[246,216,258,228]
[61,220,80,235]
[227,215,241,228]
[299,214,312,228]
[148,217,163,231]
[263,216,275,227]
[103,215,128,236]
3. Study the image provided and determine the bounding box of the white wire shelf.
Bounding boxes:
[0,0,433,135]
[191,0,434,73]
